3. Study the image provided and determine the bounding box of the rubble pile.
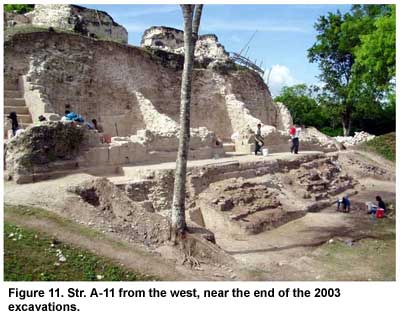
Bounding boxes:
[198,178,287,235]
[335,131,375,147]
[293,157,356,208]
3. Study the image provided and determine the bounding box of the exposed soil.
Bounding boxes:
[219,178,395,280]
[3,150,395,280]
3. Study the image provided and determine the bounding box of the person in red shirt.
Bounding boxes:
[289,125,296,153]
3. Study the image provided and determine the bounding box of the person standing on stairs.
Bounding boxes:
[7,112,19,137]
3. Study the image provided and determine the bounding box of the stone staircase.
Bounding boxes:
[4,82,32,131]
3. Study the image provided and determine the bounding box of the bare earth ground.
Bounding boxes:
[222,178,395,280]
[3,151,396,280]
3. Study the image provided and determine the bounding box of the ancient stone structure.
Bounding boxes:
[274,102,293,131]
[141,26,230,61]
[33,4,128,43]
[4,4,128,43]
[4,11,32,28]
[4,5,342,184]
[107,152,357,234]
[5,121,224,183]
[4,31,283,140]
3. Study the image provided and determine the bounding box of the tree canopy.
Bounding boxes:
[283,4,396,136]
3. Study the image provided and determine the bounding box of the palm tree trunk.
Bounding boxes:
[171,5,203,236]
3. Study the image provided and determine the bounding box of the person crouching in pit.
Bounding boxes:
[254,123,264,155]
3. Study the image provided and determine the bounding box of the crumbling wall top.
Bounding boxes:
[141,26,230,61]
[29,4,128,43]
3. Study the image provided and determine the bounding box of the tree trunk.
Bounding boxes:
[341,105,352,136]
[171,5,203,236]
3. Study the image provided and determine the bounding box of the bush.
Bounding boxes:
[4,4,34,14]
[319,127,343,137]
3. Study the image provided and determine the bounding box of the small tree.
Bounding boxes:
[170,4,203,237]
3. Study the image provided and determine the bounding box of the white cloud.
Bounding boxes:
[265,64,297,96]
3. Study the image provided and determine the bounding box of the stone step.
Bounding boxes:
[4,123,32,133]
[4,81,19,91]
[19,114,33,123]
[4,90,22,98]
[4,106,30,115]
[223,143,235,152]
[19,123,32,129]
[4,98,26,107]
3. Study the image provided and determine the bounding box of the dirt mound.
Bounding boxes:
[293,156,355,200]
[68,178,171,247]
[337,150,394,181]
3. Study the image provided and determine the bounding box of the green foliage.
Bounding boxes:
[355,5,395,100]
[360,133,396,162]
[307,5,396,136]
[275,84,342,136]
[4,4,34,14]
[4,221,153,281]
[275,81,394,136]
[319,127,343,137]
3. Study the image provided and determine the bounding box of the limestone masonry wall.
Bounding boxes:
[5,31,282,140]
[32,4,128,43]
[141,26,230,61]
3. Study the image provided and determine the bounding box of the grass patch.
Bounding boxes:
[358,132,396,162]
[4,222,154,281]
[312,237,396,281]
[4,204,108,243]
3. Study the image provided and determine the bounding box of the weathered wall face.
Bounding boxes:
[5,31,280,140]
[141,26,230,61]
[275,102,293,132]
[4,11,31,28]
[31,4,128,43]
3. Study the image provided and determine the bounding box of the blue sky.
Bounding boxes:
[83,4,352,96]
